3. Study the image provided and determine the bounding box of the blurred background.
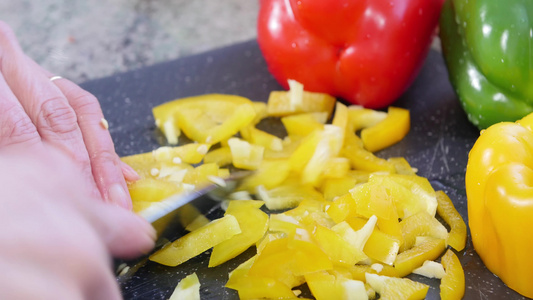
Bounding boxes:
[0,0,259,83]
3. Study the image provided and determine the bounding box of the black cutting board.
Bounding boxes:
[80,40,528,300]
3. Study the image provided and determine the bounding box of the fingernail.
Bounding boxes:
[121,162,140,181]
[108,183,131,209]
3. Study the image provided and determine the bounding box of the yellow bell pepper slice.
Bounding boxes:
[152,94,256,145]
[326,193,357,224]
[149,214,241,266]
[305,271,367,300]
[342,143,396,173]
[247,238,305,288]
[208,200,269,267]
[347,105,387,132]
[440,249,465,300]
[281,112,327,137]
[363,227,401,266]
[320,177,357,202]
[152,144,210,164]
[365,273,429,300]
[465,115,533,298]
[203,146,232,166]
[227,137,264,170]
[238,158,291,191]
[266,81,336,118]
[361,107,410,153]
[394,238,446,277]
[321,157,351,179]
[256,182,324,211]
[399,211,448,252]
[311,224,365,266]
[169,273,200,300]
[436,191,467,251]
[240,125,283,151]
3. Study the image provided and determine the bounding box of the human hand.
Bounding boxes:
[0,21,138,209]
[0,144,155,299]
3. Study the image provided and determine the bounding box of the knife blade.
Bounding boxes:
[141,170,250,242]
[116,171,251,282]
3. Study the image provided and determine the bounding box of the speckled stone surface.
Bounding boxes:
[0,0,259,83]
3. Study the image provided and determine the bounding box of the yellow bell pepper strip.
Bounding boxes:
[399,211,448,252]
[361,107,410,153]
[320,177,357,202]
[440,249,465,300]
[238,158,291,191]
[208,200,269,267]
[227,137,264,170]
[347,106,387,132]
[311,224,365,266]
[266,81,336,118]
[465,114,533,298]
[152,94,256,145]
[365,273,429,300]
[394,238,446,277]
[435,190,467,251]
[202,146,232,167]
[363,228,401,266]
[281,112,328,137]
[168,273,200,300]
[240,125,283,151]
[149,214,241,266]
[305,271,368,300]
[152,144,210,164]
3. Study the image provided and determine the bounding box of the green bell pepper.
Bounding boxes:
[439,0,533,130]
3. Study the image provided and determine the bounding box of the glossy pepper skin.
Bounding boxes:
[465,113,533,298]
[257,0,444,109]
[439,0,533,130]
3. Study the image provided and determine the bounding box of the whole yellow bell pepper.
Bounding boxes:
[466,113,533,298]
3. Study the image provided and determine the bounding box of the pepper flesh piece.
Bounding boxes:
[365,273,429,300]
[208,200,269,267]
[440,249,465,300]
[436,190,467,251]
[152,94,257,145]
[394,238,446,277]
[361,107,410,153]
[149,214,241,266]
[465,116,533,298]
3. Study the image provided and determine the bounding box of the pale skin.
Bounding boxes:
[0,21,155,299]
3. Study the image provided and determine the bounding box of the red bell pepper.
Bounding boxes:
[257,0,444,108]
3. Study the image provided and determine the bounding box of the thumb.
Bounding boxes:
[84,202,157,259]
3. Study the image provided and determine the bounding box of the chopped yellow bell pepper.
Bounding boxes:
[281,112,327,137]
[361,107,410,153]
[311,224,364,266]
[465,114,533,297]
[152,94,256,145]
[227,137,264,170]
[394,238,446,277]
[169,273,200,300]
[149,214,241,266]
[305,271,367,300]
[440,249,465,300]
[240,125,283,151]
[365,273,428,300]
[266,81,336,118]
[436,191,467,251]
[208,200,269,267]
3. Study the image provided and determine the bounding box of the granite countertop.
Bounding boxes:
[0,0,259,83]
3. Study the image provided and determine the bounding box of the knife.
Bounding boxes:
[116,171,250,282]
[143,171,249,241]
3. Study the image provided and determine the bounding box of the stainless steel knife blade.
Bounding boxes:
[116,171,251,282]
